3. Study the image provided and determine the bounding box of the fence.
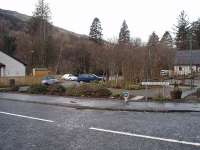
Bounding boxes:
[0,76,43,87]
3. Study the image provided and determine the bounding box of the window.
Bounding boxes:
[179,67,182,71]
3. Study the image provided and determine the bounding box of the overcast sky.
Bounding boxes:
[0,0,199,41]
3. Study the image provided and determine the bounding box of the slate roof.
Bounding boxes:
[175,50,200,65]
[0,50,26,66]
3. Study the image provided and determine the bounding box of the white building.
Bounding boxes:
[0,51,26,77]
[174,50,200,75]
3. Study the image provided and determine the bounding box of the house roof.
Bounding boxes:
[175,50,200,65]
[0,50,27,66]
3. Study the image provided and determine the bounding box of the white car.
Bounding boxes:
[62,74,78,81]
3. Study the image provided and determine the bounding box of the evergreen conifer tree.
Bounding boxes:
[191,19,200,49]
[147,32,159,47]
[29,0,54,67]
[118,20,130,45]
[160,31,173,48]
[89,17,103,43]
[175,11,190,50]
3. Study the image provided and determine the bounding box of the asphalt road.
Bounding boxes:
[0,98,200,150]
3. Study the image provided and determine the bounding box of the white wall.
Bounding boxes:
[0,51,26,77]
[174,65,196,75]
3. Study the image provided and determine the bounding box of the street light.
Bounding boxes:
[31,50,35,68]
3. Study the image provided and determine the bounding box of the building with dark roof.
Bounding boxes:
[174,50,200,75]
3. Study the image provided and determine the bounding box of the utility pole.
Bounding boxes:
[188,31,193,89]
[145,47,151,101]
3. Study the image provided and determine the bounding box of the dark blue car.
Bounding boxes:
[77,74,103,83]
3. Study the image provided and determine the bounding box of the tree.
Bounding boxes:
[2,34,16,56]
[118,20,130,45]
[28,0,54,67]
[160,31,173,48]
[191,19,200,49]
[147,32,159,80]
[147,32,159,47]
[131,37,142,47]
[89,17,103,43]
[175,10,190,50]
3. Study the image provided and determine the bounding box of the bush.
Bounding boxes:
[125,84,144,90]
[48,85,66,95]
[170,89,182,99]
[196,88,200,98]
[10,86,19,92]
[94,88,112,97]
[105,80,123,89]
[66,85,82,97]
[153,93,167,101]
[111,93,122,99]
[171,88,182,99]
[66,83,112,98]
[170,82,182,99]
[28,84,48,94]
[105,80,144,90]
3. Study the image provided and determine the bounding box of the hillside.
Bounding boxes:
[0,8,88,40]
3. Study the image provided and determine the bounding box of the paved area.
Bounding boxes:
[0,100,200,150]
[110,85,195,99]
[1,93,200,112]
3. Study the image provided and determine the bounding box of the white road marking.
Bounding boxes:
[90,127,200,147]
[0,111,54,123]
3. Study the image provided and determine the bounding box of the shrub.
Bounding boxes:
[170,89,182,99]
[153,93,167,101]
[170,83,182,99]
[66,85,82,97]
[48,85,66,95]
[125,84,144,90]
[95,88,112,97]
[105,80,123,89]
[28,84,48,94]
[66,83,112,98]
[111,93,124,99]
[196,88,200,98]
[10,86,19,92]
[105,80,144,90]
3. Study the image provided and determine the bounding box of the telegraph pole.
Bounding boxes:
[188,31,193,89]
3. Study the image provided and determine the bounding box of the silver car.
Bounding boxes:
[41,76,59,85]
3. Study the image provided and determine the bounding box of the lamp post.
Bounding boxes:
[31,50,35,69]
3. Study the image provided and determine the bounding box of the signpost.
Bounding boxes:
[141,82,170,100]
[123,91,129,103]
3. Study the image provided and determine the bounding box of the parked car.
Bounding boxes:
[41,76,59,85]
[62,74,78,81]
[77,74,103,83]
[92,74,105,81]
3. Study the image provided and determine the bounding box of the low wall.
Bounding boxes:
[0,76,42,87]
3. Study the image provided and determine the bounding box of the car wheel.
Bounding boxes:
[44,83,49,86]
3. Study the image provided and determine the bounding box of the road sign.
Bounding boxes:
[141,82,170,86]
